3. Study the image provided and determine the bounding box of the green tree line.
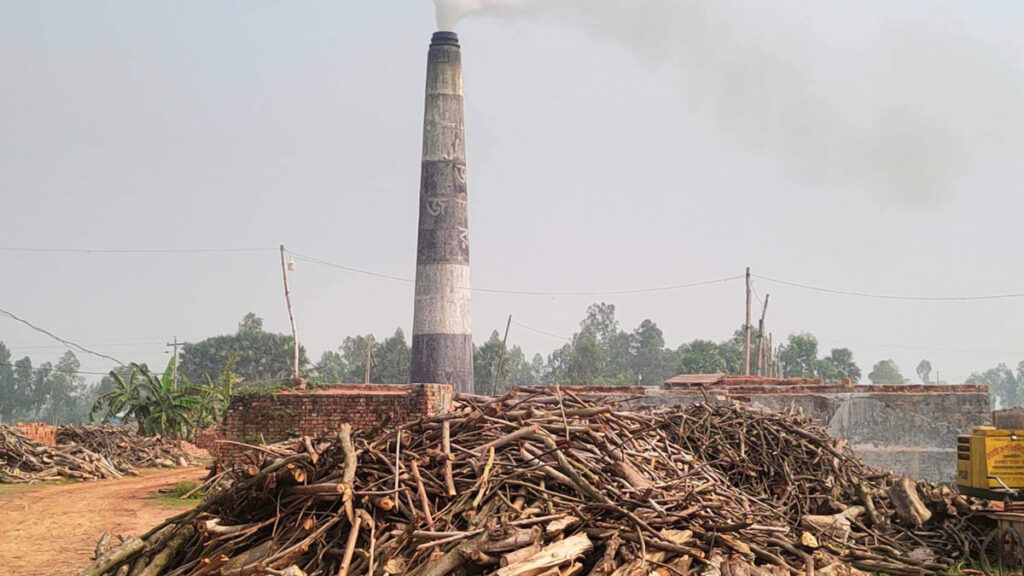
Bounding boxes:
[3,305,1017,429]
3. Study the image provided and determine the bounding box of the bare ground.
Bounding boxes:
[0,466,207,576]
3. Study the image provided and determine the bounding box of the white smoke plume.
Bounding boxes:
[434,0,534,31]
[432,0,1024,204]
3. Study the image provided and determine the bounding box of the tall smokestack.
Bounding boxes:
[410,31,474,394]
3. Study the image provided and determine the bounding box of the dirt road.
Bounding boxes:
[0,467,207,576]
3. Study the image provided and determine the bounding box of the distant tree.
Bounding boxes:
[629,320,674,386]
[13,357,34,418]
[580,303,620,348]
[529,354,546,385]
[0,342,15,421]
[676,340,728,375]
[179,313,308,386]
[545,343,572,384]
[338,334,375,383]
[373,328,411,384]
[313,350,345,384]
[967,364,1019,409]
[719,328,749,375]
[779,333,820,378]
[327,329,410,384]
[502,347,538,390]
[473,332,537,394]
[31,361,52,418]
[238,312,264,334]
[474,331,506,394]
[868,359,907,385]
[46,351,85,424]
[818,348,861,384]
[579,303,632,382]
[567,333,603,386]
[916,359,933,384]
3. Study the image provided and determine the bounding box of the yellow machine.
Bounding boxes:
[958,426,1024,500]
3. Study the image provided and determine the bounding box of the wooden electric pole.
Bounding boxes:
[364,340,372,384]
[166,336,181,390]
[492,315,512,396]
[755,294,769,377]
[744,267,752,376]
[280,245,303,389]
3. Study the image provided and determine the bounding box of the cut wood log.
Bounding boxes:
[888,477,931,527]
[799,507,864,542]
[494,533,594,576]
[75,537,145,576]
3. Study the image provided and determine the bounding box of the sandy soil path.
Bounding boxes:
[0,467,207,576]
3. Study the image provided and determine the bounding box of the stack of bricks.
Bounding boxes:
[14,422,56,445]
[193,424,222,456]
[218,383,452,465]
[992,407,1024,430]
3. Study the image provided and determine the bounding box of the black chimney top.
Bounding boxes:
[431,31,460,47]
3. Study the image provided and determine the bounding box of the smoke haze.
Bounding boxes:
[434,0,1024,204]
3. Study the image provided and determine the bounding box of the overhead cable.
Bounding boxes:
[0,306,125,366]
[755,274,1024,302]
[289,250,744,297]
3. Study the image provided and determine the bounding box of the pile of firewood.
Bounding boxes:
[57,424,192,472]
[1,424,126,483]
[78,390,989,576]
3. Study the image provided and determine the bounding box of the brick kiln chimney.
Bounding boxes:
[410,31,474,394]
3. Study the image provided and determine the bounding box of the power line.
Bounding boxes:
[7,342,167,351]
[750,282,764,308]
[3,336,177,346]
[0,360,112,376]
[0,247,275,254]
[754,274,1024,302]
[819,339,1024,356]
[473,275,744,297]
[0,306,125,366]
[289,250,744,296]
[289,252,414,283]
[511,320,571,342]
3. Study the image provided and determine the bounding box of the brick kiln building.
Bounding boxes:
[216,377,988,482]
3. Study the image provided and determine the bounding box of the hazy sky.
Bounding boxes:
[2,1,1023,384]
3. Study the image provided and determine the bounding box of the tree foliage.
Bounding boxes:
[91,358,241,439]
[779,333,820,378]
[916,359,933,384]
[20,299,1024,428]
[179,313,309,386]
[967,363,1019,409]
[310,329,412,385]
[868,359,907,384]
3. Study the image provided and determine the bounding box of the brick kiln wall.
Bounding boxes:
[218,384,452,465]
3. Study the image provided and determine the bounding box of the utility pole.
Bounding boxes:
[166,336,181,390]
[364,340,372,385]
[492,315,512,396]
[280,245,303,389]
[744,267,752,376]
[755,294,770,377]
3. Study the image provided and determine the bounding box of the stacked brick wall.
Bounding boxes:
[194,424,223,455]
[992,407,1024,430]
[219,384,452,465]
